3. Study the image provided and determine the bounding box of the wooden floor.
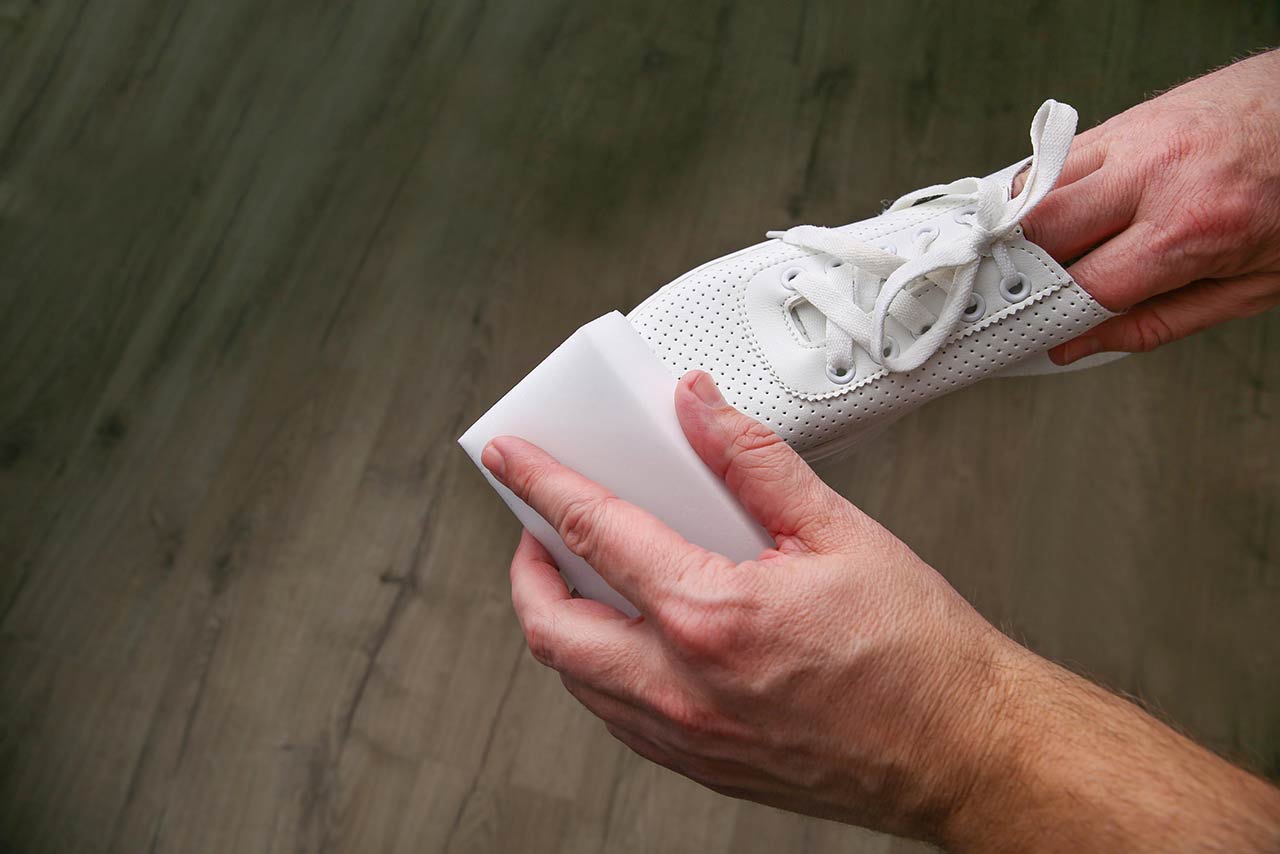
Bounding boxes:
[1,2,1277,851]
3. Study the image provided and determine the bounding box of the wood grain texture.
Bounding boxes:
[1,1,1277,851]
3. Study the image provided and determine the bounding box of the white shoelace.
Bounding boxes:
[766,99,1078,376]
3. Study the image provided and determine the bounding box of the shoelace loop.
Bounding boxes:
[767,99,1078,376]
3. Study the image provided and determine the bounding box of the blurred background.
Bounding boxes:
[1,1,1277,852]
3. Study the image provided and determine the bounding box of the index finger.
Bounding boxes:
[509,530,677,711]
[509,529,632,628]
[483,436,730,616]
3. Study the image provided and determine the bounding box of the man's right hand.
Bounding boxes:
[488,371,1280,852]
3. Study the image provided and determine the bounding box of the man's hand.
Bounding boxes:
[483,371,1280,850]
[1015,49,1280,364]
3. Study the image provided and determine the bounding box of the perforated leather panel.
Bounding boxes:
[628,231,1112,457]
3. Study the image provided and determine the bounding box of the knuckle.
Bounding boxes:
[1207,191,1254,241]
[523,609,560,669]
[1137,141,1252,278]
[663,576,759,665]
[663,698,719,740]
[724,422,790,488]
[1124,309,1178,353]
[729,420,786,463]
[800,503,873,554]
[1138,212,1209,279]
[1151,121,1210,173]
[1141,220,1177,261]
[513,458,554,503]
[1237,279,1280,317]
[1142,215,1188,259]
[671,548,731,590]
[667,604,731,662]
[1170,192,1247,259]
[557,493,610,557]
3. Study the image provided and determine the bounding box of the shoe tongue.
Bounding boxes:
[790,300,827,343]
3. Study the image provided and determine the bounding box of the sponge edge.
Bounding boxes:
[458,311,775,618]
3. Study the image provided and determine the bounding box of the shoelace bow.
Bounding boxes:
[767,99,1078,376]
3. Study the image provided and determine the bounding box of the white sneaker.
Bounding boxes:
[627,100,1117,461]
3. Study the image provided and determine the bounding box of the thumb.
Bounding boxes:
[673,370,864,553]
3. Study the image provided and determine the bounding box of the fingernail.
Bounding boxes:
[689,371,725,408]
[1011,166,1028,196]
[481,441,506,481]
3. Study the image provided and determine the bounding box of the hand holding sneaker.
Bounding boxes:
[629,94,1112,462]
[483,372,1280,851]
[625,51,1280,462]
[1018,49,1280,364]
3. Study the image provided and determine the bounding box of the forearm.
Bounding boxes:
[944,642,1280,852]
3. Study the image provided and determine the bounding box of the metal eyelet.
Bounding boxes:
[999,272,1029,303]
[876,242,897,255]
[881,336,900,361]
[781,267,804,291]
[826,363,855,385]
[952,206,977,225]
[962,293,986,322]
[913,225,939,242]
[826,257,844,270]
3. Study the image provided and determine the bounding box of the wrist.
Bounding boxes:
[933,638,1164,852]
[928,633,1043,850]
[935,639,1280,852]
[870,623,1032,846]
